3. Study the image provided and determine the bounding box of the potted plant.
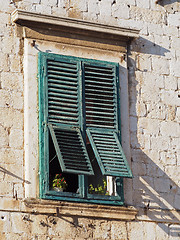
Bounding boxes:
[89,178,109,195]
[52,174,68,192]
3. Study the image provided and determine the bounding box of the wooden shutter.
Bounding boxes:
[84,61,132,178]
[42,53,94,175]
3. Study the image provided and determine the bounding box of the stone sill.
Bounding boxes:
[0,198,138,221]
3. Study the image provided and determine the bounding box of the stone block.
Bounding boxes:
[150,136,170,151]
[0,125,9,147]
[0,53,9,72]
[9,128,23,149]
[1,72,23,91]
[168,12,180,27]
[155,223,169,240]
[160,151,177,165]
[138,117,160,136]
[0,211,11,233]
[93,220,111,239]
[170,59,180,77]
[161,90,180,106]
[143,222,156,240]
[127,221,144,239]
[9,54,22,73]
[146,103,166,120]
[0,182,13,197]
[111,221,127,240]
[112,3,130,20]
[0,108,23,129]
[136,0,150,9]
[174,194,180,210]
[11,212,31,234]
[152,57,170,75]
[0,148,23,165]
[164,76,178,90]
[160,121,180,137]
[132,162,146,176]
[154,178,171,193]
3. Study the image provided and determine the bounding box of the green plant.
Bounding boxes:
[89,178,109,195]
[52,174,68,190]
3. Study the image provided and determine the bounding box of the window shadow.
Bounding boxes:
[126,42,180,238]
[156,0,179,6]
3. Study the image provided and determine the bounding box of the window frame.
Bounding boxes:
[39,52,128,205]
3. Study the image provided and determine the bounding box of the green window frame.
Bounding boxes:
[39,52,132,205]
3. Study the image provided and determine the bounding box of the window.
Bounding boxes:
[39,52,132,205]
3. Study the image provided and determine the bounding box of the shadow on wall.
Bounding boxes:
[156,0,180,6]
[127,36,180,237]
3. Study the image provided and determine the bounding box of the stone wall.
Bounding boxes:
[0,0,179,239]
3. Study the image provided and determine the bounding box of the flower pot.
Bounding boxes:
[54,187,63,192]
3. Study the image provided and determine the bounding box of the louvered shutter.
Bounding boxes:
[84,61,132,178]
[44,54,94,175]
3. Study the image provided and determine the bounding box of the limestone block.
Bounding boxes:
[74,218,94,239]
[143,222,156,240]
[0,212,11,233]
[136,0,150,9]
[93,220,111,239]
[111,221,127,240]
[9,54,22,73]
[11,91,24,110]
[160,151,177,165]
[87,0,100,16]
[0,90,11,108]
[161,90,180,106]
[98,0,112,19]
[11,212,31,234]
[112,3,130,20]
[35,4,52,14]
[138,117,160,136]
[0,108,23,129]
[2,163,24,183]
[146,163,165,178]
[160,121,180,137]
[174,195,180,210]
[164,76,178,90]
[0,53,9,72]
[1,72,23,91]
[137,55,152,72]
[168,12,180,27]
[127,221,144,240]
[133,176,154,191]
[47,215,77,238]
[156,223,169,240]
[0,148,23,165]
[0,182,13,197]
[171,36,180,50]
[165,166,180,182]
[154,178,171,193]
[146,103,166,120]
[69,0,88,12]
[130,7,164,24]
[159,193,175,210]
[0,125,9,148]
[9,128,23,149]
[169,224,180,240]
[176,107,180,122]
[152,57,170,75]
[170,59,180,77]
[132,162,146,176]
[150,136,170,151]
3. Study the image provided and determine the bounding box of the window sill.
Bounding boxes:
[0,198,138,220]
[22,199,138,220]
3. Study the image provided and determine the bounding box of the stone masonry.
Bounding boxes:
[0,0,180,239]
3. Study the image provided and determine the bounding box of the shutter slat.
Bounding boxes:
[49,124,94,175]
[86,128,133,178]
[47,58,79,125]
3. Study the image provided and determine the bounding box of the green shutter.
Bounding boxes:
[47,57,80,125]
[49,124,94,175]
[41,53,94,175]
[86,128,132,177]
[84,61,132,178]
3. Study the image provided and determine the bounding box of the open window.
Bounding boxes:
[39,52,132,205]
